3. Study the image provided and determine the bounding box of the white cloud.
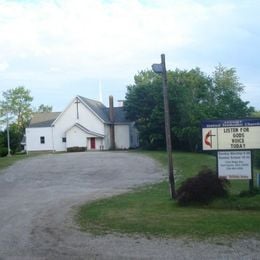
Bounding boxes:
[0,0,210,78]
[49,67,62,72]
[0,0,259,109]
[0,61,9,71]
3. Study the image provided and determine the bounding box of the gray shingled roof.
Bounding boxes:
[28,96,130,128]
[29,112,61,127]
[79,96,129,124]
[78,96,110,122]
[111,107,129,123]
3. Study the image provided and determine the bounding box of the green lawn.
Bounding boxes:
[143,150,257,194]
[143,151,217,185]
[76,151,260,238]
[0,154,29,171]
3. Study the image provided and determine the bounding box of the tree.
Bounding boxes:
[124,71,165,148]
[209,64,254,118]
[3,123,24,153]
[169,68,212,150]
[124,68,213,150]
[36,104,53,113]
[124,66,254,151]
[252,110,260,118]
[0,86,33,153]
[0,86,33,131]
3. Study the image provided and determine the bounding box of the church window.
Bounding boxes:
[40,136,45,144]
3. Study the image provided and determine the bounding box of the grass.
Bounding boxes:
[143,150,255,194]
[0,153,29,171]
[76,151,260,238]
[0,152,48,172]
[143,151,216,185]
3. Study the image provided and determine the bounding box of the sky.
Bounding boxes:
[0,0,259,111]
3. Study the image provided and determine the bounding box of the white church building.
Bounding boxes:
[25,95,139,152]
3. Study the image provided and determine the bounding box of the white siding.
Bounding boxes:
[26,127,53,151]
[115,124,130,149]
[66,126,104,150]
[66,126,87,148]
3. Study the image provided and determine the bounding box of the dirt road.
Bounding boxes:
[0,152,259,259]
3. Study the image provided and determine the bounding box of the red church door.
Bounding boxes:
[90,138,96,149]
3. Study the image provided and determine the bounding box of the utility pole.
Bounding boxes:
[7,112,11,157]
[152,54,176,199]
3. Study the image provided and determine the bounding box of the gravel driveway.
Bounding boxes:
[0,151,259,259]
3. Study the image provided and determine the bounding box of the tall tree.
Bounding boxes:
[209,64,254,118]
[124,66,254,151]
[0,86,33,131]
[125,71,164,148]
[169,68,212,150]
[0,86,33,153]
[252,110,260,118]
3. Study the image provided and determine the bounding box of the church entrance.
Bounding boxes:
[90,137,96,149]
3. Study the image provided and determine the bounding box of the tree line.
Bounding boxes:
[0,65,258,155]
[0,86,52,155]
[124,64,255,151]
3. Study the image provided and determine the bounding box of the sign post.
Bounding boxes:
[152,54,176,199]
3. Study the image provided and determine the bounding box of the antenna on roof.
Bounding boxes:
[99,80,103,103]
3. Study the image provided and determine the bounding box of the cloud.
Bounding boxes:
[0,61,9,71]
[0,0,259,109]
[0,0,210,79]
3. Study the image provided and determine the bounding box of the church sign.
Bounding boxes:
[201,119,260,151]
[218,150,252,180]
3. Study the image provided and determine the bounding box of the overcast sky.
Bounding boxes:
[0,0,259,111]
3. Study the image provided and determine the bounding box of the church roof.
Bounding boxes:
[28,96,130,128]
[78,96,129,123]
[29,112,61,127]
[111,107,129,123]
[78,96,110,122]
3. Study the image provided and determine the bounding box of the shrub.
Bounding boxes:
[176,168,230,205]
[67,146,86,152]
[0,147,9,157]
[239,187,260,197]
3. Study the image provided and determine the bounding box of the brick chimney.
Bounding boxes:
[109,96,115,150]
